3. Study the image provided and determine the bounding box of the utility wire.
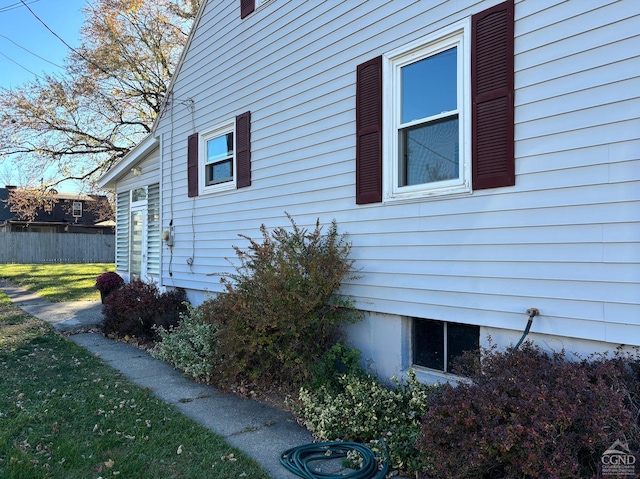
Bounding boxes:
[18,0,139,91]
[18,0,79,55]
[0,0,39,14]
[0,33,64,68]
[0,50,43,80]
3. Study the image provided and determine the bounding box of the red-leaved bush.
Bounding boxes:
[101,280,188,342]
[416,342,640,479]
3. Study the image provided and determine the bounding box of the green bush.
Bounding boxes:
[202,214,360,391]
[152,303,218,382]
[307,341,366,394]
[294,370,436,473]
[416,343,640,479]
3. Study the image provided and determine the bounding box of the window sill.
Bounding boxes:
[405,365,471,386]
[384,184,471,205]
[200,182,235,196]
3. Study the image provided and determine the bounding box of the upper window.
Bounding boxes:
[200,122,235,194]
[72,201,82,217]
[355,0,514,205]
[386,25,470,200]
[187,111,251,197]
[240,0,273,19]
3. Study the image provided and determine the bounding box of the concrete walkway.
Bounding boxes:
[0,281,315,479]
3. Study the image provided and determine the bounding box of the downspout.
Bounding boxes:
[514,308,539,350]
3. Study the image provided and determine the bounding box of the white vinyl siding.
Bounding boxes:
[156,0,640,349]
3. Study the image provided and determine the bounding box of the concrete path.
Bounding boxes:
[0,281,315,479]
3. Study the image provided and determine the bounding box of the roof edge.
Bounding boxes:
[98,135,159,190]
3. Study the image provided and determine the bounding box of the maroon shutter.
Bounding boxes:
[356,56,383,204]
[187,132,198,197]
[471,0,515,190]
[236,111,251,188]
[240,0,254,19]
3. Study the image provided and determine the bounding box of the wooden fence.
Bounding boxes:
[0,232,115,264]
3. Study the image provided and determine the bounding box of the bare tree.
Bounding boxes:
[0,0,199,217]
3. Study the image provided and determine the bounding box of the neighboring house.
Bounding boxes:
[0,186,114,235]
[99,0,640,382]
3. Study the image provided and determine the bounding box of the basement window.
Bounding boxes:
[412,318,479,373]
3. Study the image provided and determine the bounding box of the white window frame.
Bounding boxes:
[383,20,471,203]
[72,201,82,217]
[199,120,236,195]
[256,0,274,9]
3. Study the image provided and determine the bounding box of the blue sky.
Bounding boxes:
[0,0,87,90]
[0,0,88,191]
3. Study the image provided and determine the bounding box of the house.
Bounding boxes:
[0,186,114,235]
[99,0,640,382]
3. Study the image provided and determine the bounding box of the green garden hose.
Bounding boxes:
[280,441,389,479]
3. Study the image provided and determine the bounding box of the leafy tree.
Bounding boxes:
[0,0,199,217]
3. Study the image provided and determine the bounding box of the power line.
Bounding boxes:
[0,50,43,80]
[18,0,77,54]
[0,0,40,14]
[18,0,129,86]
[0,33,64,69]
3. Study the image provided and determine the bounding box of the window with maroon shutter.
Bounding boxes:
[240,0,254,19]
[471,0,514,190]
[236,111,251,188]
[355,56,382,205]
[189,113,251,196]
[356,0,514,203]
[187,132,198,197]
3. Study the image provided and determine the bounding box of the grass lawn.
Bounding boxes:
[0,291,271,478]
[0,263,114,302]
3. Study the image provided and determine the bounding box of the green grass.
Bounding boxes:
[0,263,113,302]
[0,292,271,478]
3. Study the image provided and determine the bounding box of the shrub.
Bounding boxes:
[101,280,188,342]
[294,370,436,473]
[307,342,366,394]
[415,343,640,479]
[152,302,218,382]
[202,214,360,391]
[94,271,124,291]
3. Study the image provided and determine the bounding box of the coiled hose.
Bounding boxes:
[280,441,389,479]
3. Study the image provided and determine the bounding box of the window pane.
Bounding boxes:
[207,133,234,163]
[401,47,457,124]
[413,318,444,370]
[206,159,233,185]
[401,115,459,186]
[446,322,479,373]
[132,187,147,202]
[130,210,143,280]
